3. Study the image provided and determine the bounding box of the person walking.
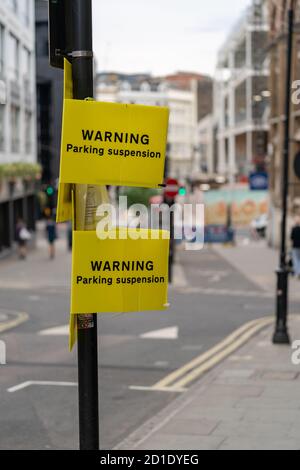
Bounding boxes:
[45,217,57,260]
[16,218,31,260]
[291,217,300,278]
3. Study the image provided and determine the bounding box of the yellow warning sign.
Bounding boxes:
[71,229,170,314]
[60,99,169,188]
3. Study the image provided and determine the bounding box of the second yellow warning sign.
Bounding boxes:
[71,229,170,314]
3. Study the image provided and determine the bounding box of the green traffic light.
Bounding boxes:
[179,187,186,196]
[46,186,54,197]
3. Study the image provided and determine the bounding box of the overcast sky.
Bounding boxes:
[92,0,252,77]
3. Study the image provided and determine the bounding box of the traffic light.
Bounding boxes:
[45,185,56,211]
[179,186,187,197]
[46,185,55,197]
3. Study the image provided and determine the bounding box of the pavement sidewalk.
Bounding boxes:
[0,222,71,291]
[213,240,300,301]
[117,316,300,450]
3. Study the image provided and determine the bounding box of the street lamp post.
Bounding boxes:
[273,2,295,344]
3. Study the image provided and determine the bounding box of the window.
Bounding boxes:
[25,111,32,154]
[8,34,19,81]
[0,105,5,152]
[8,0,18,13]
[20,0,30,27]
[22,47,31,78]
[25,0,30,27]
[10,105,20,153]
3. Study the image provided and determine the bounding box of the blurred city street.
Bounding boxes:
[0,224,299,449]
[1,0,300,453]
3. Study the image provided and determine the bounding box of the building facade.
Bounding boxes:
[215,0,270,182]
[267,0,300,246]
[35,0,63,185]
[195,114,215,175]
[96,72,202,179]
[0,0,37,254]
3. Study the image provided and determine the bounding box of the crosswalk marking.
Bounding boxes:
[140,326,179,340]
[38,325,69,336]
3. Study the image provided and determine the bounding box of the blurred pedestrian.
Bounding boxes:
[291,216,300,278]
[45,217,57,260]
[16,218,31,260]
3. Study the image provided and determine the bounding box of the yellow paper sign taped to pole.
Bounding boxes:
[56,59,74,223]
[69,309,77,352]
[71,229,170,314]
[56,181,73,223]
[69,189,77,351]
[60,99,169,188]
[64,58,73,99]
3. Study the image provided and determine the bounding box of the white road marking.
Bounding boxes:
[7,381,78,393]
[140,326,179,340]
[38,325,69,336]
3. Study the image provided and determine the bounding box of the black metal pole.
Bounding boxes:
[163,144,175,283]
[169,207,175,283]
[273,5,294,344]
[66,0,100,448]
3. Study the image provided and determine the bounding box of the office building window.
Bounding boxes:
[8,34,19,81]
[20,0,30,27]
[0,105,4,152]
[8,0,18,13]
[22,47,31,79]
[25,111,32,154]
[25,0,30,27]
[11,104,20,153]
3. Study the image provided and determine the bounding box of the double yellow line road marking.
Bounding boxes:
[0,310,29,333]
[130,316,273,393]
[0,309,274,394]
